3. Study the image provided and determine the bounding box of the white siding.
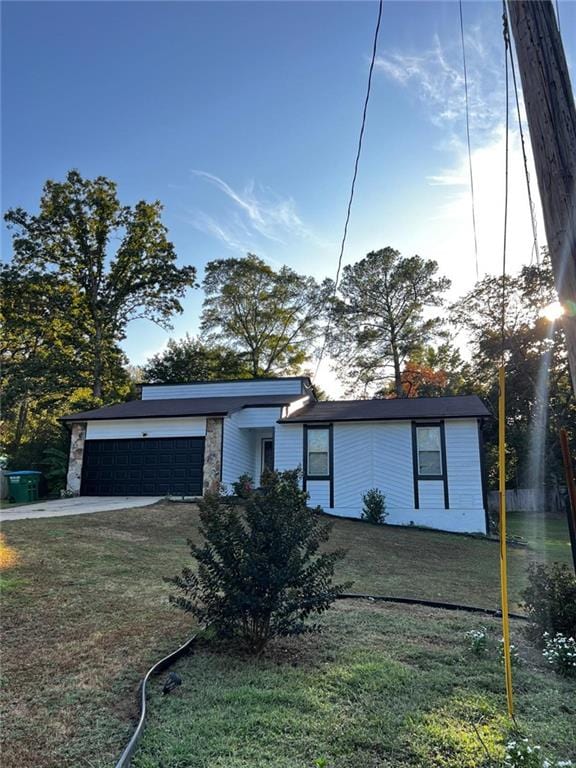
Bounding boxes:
[141,379,304,400]
[445,420,484,508]
[418,481,445,508]
[329,419,486,534]
[306,480,331,509]
[86,417,206,440]
[274,424,303,473]
[222,417,255,487]
[283,395,311,418]
[333,422,414,512]
[233,407,281,428]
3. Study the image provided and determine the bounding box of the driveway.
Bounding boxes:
[0,496,163,521]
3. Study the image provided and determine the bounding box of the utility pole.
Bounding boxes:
[507,0,576,395]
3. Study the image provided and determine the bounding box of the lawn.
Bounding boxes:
[133,601,576,768]
[0,502,572,768]
[507,510,574,567]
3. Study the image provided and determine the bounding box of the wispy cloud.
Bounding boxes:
[375,27,503,136]
[188,170,327,253]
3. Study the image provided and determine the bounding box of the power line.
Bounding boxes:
[314,0,383,381]
[458,0,480,281]
[505,7,540,267]
[502,5,511,359]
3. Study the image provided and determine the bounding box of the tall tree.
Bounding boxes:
[201,254,327,377]
[328,247,451,397]
[142,335,250,383]
[4,170,196,398]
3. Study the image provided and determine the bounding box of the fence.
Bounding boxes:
[487,487,567,515]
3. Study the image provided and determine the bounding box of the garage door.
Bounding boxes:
[81,437,205,496]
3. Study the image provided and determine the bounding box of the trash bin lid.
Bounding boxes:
[5,470,42,476]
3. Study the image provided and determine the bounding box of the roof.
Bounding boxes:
[279,395,491,423]
[61,394,305,422]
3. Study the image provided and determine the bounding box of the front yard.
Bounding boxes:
[0,502,573,767]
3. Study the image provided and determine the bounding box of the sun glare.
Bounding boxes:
[541,301,564,322]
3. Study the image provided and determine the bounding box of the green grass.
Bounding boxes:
[507,510,574,567]
[133,602,576,768]
[0,502,567,768]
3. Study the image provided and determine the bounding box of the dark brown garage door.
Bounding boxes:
[81,437,205,496]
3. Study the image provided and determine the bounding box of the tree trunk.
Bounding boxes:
[92,326,103,399]
[12,398,29,451]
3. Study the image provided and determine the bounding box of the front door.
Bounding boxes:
[261,438,274,482]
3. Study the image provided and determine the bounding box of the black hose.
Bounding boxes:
[337,593,528,621]
[114,629,203,768]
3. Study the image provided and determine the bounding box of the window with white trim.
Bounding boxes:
[416,426,442,476]
[306,428,330,477]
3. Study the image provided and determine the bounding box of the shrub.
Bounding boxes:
[167,469,351,653]
[542,632,576,677]
[231,473,253,498]
[465,627,489,657]
[522,563,576,644]
[361,488,387,524]
[504,738,573,768]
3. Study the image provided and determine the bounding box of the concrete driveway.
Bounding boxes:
[0,496,163,521]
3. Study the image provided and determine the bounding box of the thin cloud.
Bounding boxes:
[375,28,503,135]
[189,170,326,250]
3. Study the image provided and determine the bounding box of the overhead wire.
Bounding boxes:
[505,13,540,268]
[313,0,383,381]
[458,0,480,281]
[499,0,514,721]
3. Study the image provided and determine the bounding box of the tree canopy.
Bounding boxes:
[327,247,451,397]
[201,254,328,377]
[4,170,196,398]
[142,335,250,384]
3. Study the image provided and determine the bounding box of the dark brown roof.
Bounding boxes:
[279,395,491,423]
[61,394,305,422]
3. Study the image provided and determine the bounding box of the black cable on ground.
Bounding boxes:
[114,629,203,768]
[337,593,528,621]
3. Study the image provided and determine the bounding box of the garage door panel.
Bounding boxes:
[81,437,204,496]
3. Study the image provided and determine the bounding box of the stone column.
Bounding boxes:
[203,418,223,494]
[66,422,87,494]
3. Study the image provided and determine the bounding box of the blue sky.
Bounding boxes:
[2,1,575,392]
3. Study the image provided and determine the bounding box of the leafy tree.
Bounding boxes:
[142,334,250,383]
[380,342,472,398]
[451,256,575,488]
[4,170,196,398]
[201,254,328,377]
[167,469,350,654]
[327,247,451,397]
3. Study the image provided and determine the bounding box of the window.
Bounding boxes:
[417,426,442,476]
[306,428,330,477]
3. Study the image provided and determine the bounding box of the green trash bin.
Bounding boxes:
[5,471,42,503]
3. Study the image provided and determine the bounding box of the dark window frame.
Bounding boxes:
[303,424,334,508]
[411,421,449,509]
[260,436,274,480]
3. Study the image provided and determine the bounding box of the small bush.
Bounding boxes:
[522,562,576,644]
[504,738,573,768]
[231,473,253,498]
[465,627,489,657]
[167,469,351,653]
[361,488,387,525]
[542,632,576,677]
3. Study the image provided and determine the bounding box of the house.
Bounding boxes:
[62,376,491,534]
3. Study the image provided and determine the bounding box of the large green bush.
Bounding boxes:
[522,562,576,644]
[167,469,351,653]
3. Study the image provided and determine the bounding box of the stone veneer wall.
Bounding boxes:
[203,417,223,494]
[66,422,87,494]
